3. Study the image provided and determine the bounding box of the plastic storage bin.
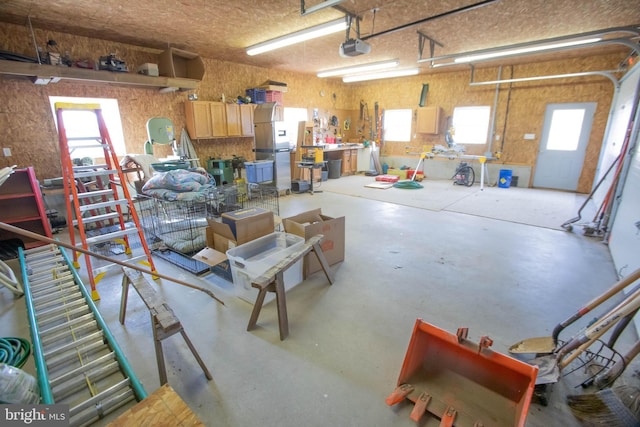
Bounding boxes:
[246,88,266,104]
[245,160,274,183]
[226,232,305,303]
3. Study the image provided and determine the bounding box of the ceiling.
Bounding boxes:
[1,0,639,78]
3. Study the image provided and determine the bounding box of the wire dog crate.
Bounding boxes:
[135,181,280,275]
[135,184,242,274]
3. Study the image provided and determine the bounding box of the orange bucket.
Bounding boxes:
[386,319,538,426]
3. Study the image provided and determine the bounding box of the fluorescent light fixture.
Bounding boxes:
[246,18,347,56]
[454,38,602,63]
[317,60,400,78]
[343,68,419,83]
[301,0,345,16]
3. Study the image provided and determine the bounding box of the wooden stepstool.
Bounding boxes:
[247,234,334,340]
[119,267,212,385]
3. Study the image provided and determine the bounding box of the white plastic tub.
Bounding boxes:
[226,232,304,303]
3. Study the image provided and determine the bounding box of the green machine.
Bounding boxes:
[144,117,176,155]
[206,158,234,186]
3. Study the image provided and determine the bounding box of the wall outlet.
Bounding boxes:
[524,133,536,140]
[2,148,11,157]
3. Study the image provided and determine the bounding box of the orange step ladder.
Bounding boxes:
[55,102,157,300]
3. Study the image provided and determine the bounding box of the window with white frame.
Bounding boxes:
[451,106,491,145]
[49,96,127,159]
[383,109,412,142]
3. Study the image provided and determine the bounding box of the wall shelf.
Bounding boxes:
[0,59,199,91]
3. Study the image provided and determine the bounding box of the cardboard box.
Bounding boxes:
[282,208,345,278]
[221,208,273,242]
[193,210,275,272]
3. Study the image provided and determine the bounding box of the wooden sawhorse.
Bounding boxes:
[246,234,334,340]
[119,267,212,385]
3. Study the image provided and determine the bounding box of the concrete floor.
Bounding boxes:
[1,176,638,426]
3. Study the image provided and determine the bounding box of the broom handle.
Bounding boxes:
[0,221,225,306]
[557,288,640,367]
[552,267,640,342]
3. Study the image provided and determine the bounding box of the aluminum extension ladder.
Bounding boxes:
[55,102,156,300]
[19,243,147,426]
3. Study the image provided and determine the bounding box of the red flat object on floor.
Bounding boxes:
[375,174,400,182]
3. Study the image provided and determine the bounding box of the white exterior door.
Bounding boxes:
[533,103,596,191]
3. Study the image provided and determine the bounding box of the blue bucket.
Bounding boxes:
[498,169,512,188]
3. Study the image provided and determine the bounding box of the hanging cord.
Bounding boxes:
[0,337,31,369]
[499,66,514,154]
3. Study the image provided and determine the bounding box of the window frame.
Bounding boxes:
[451,105,491,145]
[383,109,412,142]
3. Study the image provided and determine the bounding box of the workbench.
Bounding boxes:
[322,144,361,176]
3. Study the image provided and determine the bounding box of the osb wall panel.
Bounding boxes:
[0,21,355,179]
[0,20,628,192]
[350,53,625,192]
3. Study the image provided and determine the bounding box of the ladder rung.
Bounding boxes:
[79,199,128,213]
[91,255,147,275]
[70,380,134,426]
[24,252,62,264]
[73,212,120,226]
[73,169,117,179]
[85,228,138,245]
[50,352,117,387]
[73,164,109,171]
[27,269,70,284]
[38,306,92,332]
[44,330,103,359]
[76,189,114,199]
[25,255,65,268]
[33,289,82,310]
[39,313,96,339]
[35,298,87,319]
[30,276,76,295]
[66,137,101,142]
[23,244,58,256]
[46,340,109,372]
[41,321,101,349]
[52,361,121,402]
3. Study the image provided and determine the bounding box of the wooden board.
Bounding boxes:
[107,384,205,427]
[365,181,394,190]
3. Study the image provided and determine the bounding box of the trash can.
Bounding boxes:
[498,169,513,188]
[328,159,342,179]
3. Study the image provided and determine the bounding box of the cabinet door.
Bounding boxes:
[349,149,358,173]
[416,106,441,134]
[210,102,227,137]
[341,150,351,175]
[184,101,213,139]
[240,104,255,136]
[225,104,242,136]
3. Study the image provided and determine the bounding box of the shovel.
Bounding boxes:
[530,286,640,385]
[509,267,640,354]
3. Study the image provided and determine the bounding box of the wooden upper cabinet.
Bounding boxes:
[240,104,255,136]
[184,101,213,139]
[225,104,241,136]
[209,102,227,137]
[184,101,257,139]
[416,106,442,134]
